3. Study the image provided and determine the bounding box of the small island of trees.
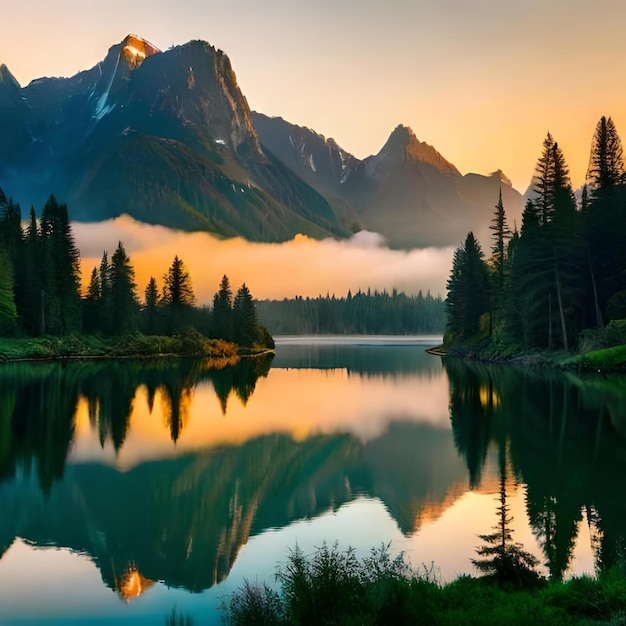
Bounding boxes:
[0,191,274,359]
[445,115,626,368]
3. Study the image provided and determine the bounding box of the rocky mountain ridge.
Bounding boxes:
[0,34,524,249]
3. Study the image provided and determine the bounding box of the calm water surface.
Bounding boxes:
[1,335,626,624]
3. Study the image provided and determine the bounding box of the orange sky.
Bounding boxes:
[3,1,626,192]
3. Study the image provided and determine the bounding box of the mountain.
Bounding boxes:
[0,34,524,249]
[253,113,525,248]
[0,35,348,242]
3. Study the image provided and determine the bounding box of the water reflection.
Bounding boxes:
[446,358,626,579]
[0,344,625,623]
[0,347,464,597]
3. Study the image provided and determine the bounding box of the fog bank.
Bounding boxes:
[73,216,453,304]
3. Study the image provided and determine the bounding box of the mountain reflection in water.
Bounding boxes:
[0,338,625,624]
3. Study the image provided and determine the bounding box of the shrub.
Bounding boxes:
[222,579,283,626]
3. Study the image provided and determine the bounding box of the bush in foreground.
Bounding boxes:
[221,543,626,625]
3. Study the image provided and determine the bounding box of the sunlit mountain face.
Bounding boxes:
[0,34,522,251]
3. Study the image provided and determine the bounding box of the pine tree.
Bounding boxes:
[507,200,552,347]
[82,267,101,334]
[39,195,81,335]
[95,251,113,335]
[548,144,585,350]
[163,256,195,307]
[142,276,161,335]
[0,244,17,335]
[584,116,626,322]
[586,116,625,197]
[162,256,195,334]
[212,274,234,341]
[233,283,258,347]
[532,132,556,225]
[507,141,583,350]
[445,232,490,343]
[110,241,138,334]
[472,445,541,588]
[22,207,44,335]
[488,189,511,335]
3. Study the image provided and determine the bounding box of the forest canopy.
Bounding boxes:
[445,115,626,354]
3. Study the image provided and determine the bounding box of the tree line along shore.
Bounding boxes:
[0,190,274,360]
[444,116,626,372]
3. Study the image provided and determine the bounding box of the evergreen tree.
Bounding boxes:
[142,276,161,335]
[548,144,585,350]
[109,241,138,334]
[22,207,44,335]
[584,116,626,322]
[162,256,195,333]
[507,200,550,346]
[586,116,625,197]
[532,132,556,225]
[508,141,583,350]
[488,189,511,334]
[39,195,81,335]
[82,267,101,334]
[233,283,258,347]
[445,232,490,343]
[0,245,17,335]
[163,256,195,307]
[472,444,541,588]
[0,191,22,263]
[212,274,234,341]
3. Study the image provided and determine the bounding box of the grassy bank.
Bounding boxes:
[220,544,626,626]
[0,330,273,363]
[439,320,626,373]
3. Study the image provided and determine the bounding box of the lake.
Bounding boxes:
[1,335,626,624]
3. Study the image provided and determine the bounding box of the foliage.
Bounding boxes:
[110,241,139,334]
[574,345,626,371]
[0,332,242,361]
[446,116,626,357]
[223,580,284,626]
[257,288,444,336]
[212,274,234,341]
[445,232,490,343]
[222,542,626,625]
[586,116,625,197]
[0,187,273,350]
[0,246,17,335]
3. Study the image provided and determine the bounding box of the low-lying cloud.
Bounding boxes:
[73,216,453,304]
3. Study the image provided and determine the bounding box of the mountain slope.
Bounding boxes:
[0,35,524,248]
[0,36,349,242]
[253,114,525,248]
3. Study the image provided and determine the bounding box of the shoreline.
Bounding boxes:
[429,343,626,374]
[0,334,275,366]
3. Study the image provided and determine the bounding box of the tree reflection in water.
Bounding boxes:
[446,357,626,579]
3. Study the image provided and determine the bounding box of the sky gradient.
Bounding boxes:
[4,0,626,193]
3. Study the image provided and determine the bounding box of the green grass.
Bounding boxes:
[0,331,252,362]
[221,543,626,625]
[572,345,626,371]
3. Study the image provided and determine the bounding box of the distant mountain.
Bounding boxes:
[0,34,524,249]
[0,35,348,242]
[253,113,525,248]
